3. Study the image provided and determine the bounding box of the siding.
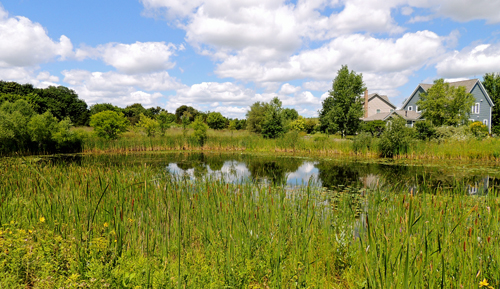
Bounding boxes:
[468,83,492,130]
[403,87,425,112]
[367,96,394,117]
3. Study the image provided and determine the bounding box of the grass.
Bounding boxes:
[1,155,499,288]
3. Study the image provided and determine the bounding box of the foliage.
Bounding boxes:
[417,79,475,126]
[157,111,175,136]
[289,116,306,131]
[123,103,147,125]
[89,103,122,116]
[246,101,267,134]
[361,120,386,137]
[175,105,198,123]
[261,97,285,139]
[0,100,35,152]
[304,119,317,134]
[321,65,365,137]
[282,108,299,121]
[318,96,334,133]
[482,73,500,134]
[28,111,59,151]
[89,110,129,140]
[469,121,489,139]
[352,132,373,153]
[434,125,472,142]
[414,120,436,140]
[378,117,412,157]
[206,112,227,130]
[136,113,159,137]
[192,115,208,146]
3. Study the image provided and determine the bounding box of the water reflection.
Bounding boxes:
[77,152,500,193]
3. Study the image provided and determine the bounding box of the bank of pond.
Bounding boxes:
[1,152,499,288]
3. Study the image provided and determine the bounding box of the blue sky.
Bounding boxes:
[1,0,500,118]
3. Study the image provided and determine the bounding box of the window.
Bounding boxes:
[472,103,480,114]
[376,109,381,114]
[408,106,413,111]
[390,109,394,112]
[483,119,488,126]
[415,106,419,112]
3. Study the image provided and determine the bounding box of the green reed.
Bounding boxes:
[0,155,499,288]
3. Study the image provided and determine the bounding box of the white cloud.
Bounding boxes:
[76,41,178,74]
[435,43,500,78]
[408,0,500,23]
[279,83,301,95]
[0,6,73,68]
[401,6,413,15]
[62,69,184,106]
[303,81,331,91]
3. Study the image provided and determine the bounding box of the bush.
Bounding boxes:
[207,112,226,130]
[192,116,208,147]
[434,125,471,142]
[90,111,129,140]
[469,121,488,139]
[136,113,159,137]
[352,132,373,153]
[378,118,412,157]
[414,120,436,140]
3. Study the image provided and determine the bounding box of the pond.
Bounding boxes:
[49,152,500,195]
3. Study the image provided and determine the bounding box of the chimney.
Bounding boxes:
[364,89,368,118]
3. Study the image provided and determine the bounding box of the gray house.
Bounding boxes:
[401,79,495,132]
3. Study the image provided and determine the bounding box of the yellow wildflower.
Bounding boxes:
[39,216,45,223]
[479,278,494,288]
[104,222,109,228]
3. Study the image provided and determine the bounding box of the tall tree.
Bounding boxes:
[321,65,365,137]
[482,73,500,134]
[416,79,474,127]
[246,101,268,134]
[261,97,285,139]
[206,112,226,130]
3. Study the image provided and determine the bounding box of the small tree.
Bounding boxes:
[321,65,365,137]
[206,112,226,130]
[378,117,412,157]
[261,97,285,139]
[157,111,175,136]
[246,102,267,134]
[192,116,208,147]
[89,111,129,140]
[181,111,191,137]
[417,79,475,127]
[289,116,306,131]
[361,120,386,137]
[136,113,159,137]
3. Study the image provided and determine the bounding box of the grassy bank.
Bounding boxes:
[79,128,500,161]
[1,156,499,288]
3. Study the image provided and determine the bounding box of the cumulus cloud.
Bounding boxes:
[76,41,178,74]
[0,6,73,68]
[62,69,184,106]
[436,43,500,78]
[408,0,500,23]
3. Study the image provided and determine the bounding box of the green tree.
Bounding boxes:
[123,103,147,125]
[318,96,335,133]
[246,102,267,134]
[0,100,35,152]
[322,65,365,137]
[89,111,129,140]
[262,97,285,139]
[416,79,475,126]
[175,105,198,123]
[89,103,122,116]
[378,117,412,157]
[28,111,58,151]
[157,111,175,136]
[361,120,386,137]
[283,108,299,121]
[289,116,306,131]
[192,115,208,147]
[206,112,226,130]
[482,73,500,134]
[136,113,159,137]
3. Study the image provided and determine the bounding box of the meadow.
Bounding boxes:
[1,154,499,288]
[79,127,500,161]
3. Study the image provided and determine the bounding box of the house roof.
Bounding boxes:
[362,109,421,121]
[364,93,396,109]
[402,79,495,108]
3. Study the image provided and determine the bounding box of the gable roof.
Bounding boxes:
[401,79,495,108]
[362,109,421,121]
[367,93,396,109]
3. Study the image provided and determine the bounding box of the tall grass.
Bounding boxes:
[1,155,499,288]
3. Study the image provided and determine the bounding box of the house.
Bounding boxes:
[361,90,421,127]
[401,79,495,132]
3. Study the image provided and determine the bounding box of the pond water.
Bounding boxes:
[60,152,500,195]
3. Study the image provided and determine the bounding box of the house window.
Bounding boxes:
[483,119,488,126]
[415,106,420,112]
[472,103,480,114]
[376,109,381,114]
[408,106,413,111]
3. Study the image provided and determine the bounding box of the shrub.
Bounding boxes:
[469,121,488,139]
[414,120,436,140]
[352,132,373,153]
[192,116,208,147]
[378,117,412,157]
[136,113,159,137]
[434,125,471,142]
[206,112,226,130]
[89,111,129,140]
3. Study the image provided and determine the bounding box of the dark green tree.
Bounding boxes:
[123,103,147,125]
[175,105,198,123]
[361,120,386,137]
[283,108,299,121]
[261,97,285,139]
[89,103,122,116]
[192,115,208,147]
[322,65,365,137]
[157,111,175,136]
[416,79,474,127]
[206,112,227,130]
[482,73,500,134]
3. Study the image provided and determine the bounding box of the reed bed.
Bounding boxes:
[1,156,499,288]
